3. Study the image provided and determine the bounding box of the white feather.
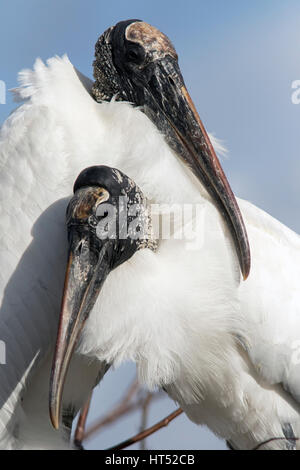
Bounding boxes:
[1,55,300,449]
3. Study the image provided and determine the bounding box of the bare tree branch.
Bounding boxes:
[83,378,139,440]
[77,385,299,452]
[106,408,183,451]
[74,392,92,449]
[252,436,299,450]
[139,392,153,450]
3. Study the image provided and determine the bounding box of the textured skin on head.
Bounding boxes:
[92,20,178,102]
[126,22,178,61]
[70,166,158,254]
[92,29,121,102]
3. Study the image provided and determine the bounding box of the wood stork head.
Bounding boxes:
[92,19,250,281]
[49,165,156,430]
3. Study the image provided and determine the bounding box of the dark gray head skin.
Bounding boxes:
[49,165,156,430]
[92,19,250,281]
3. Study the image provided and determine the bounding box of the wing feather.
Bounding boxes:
[0,56,100,444]
[238,198,300,405]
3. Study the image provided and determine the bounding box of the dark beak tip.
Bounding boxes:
[243,262,251,281]
[49,392,60,430]
[51,418,59,431]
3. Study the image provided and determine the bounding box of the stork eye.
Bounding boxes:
[95,188,110,206]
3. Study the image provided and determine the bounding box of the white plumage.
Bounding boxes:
[1,53,300,449]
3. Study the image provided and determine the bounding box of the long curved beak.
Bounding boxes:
[49,230,111,429]
[143,58,250,279]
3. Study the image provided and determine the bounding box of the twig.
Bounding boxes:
[139,392,153,450]
[106,408,183,451]
[74,392,92,449]
[84,387,163,441]
[83,378,139,440]
[252,436,299,450]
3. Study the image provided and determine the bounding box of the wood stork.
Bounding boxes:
[0,18,300,450]
[49,165,156,431]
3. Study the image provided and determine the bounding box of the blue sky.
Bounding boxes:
[1,0,300,450]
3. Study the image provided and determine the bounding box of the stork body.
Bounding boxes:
[1,22,300,449]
